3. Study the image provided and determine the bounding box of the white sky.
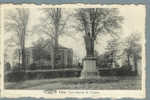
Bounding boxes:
[4,5,146,60]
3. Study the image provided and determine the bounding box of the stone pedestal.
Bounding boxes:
[80,57,99,79]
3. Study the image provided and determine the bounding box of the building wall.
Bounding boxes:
[12,47,73,68]
[28,47,73,67]
[55,49,65,66]
[25,48,33,66]
[55,48,73,67]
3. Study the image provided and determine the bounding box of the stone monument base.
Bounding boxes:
[80,57,99,79]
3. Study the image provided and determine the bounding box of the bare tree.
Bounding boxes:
[105,37,121,68]
[32,38,51,66]
[4,37,21,67]
[124,33,141,73]
[33,8,68,69]
[75,8,123,57]
[5,8,29,71]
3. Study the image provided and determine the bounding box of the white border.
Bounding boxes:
[0,4,146,99]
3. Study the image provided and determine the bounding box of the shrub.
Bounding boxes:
[26,64,82,70]
[6,68,81,82]
[5,71,25,82]
[5,65,136,82]
[5,64,26,82]
[98,65,136,76]
[99,68,118,76]
[25,69,81,80]
[4,62,11,72]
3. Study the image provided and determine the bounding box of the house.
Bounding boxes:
[12,39,73,68]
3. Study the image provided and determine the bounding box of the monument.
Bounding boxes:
[80,33,99,79]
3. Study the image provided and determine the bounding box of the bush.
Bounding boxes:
[98,65,136,76]
[25,69,81,80]
[6,69,81,82]
[5,65,136,82]
[4,62,11,72]
[116,65,137,76]
[5,71,25,82]
[5,64,26,82]
[99,68,118,76]
[26,64,82,70]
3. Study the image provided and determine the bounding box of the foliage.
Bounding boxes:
[105,37,121,68]
[32,38,50,63]
[5,64,25,82]
[75,8,123,39]
[124,33,141,59]
[124,33,142,73]
[32,8,70,69]
[75,8,123,56]
[5,67,137,82]
[6,69,81,82]
[96,53,111,68]
[4,62,11,72]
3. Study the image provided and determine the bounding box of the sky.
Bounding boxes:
[3,5,146,61]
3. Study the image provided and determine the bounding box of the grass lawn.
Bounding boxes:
[5,76,141,90]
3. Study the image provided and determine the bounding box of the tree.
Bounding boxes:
[5,8,29,71]
[32,38,50,65]
[33,8,68,69]
[124,33,141,73]
[105,38,121,68]
[75,8,123,57]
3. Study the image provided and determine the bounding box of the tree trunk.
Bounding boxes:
[55,36,59,49]
[51,46,55,69]
[127,54,130,67]
[21,48,26,72]
[21,27,26,72]
[18,50,21,70]
[134,56,138,75]
[111,52,114,68]
[84,35,95,57]
[90,38,94,57]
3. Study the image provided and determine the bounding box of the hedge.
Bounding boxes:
[5,67,137,82]
[5,69,81,82]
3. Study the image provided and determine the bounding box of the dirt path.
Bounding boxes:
[5,76,141,90]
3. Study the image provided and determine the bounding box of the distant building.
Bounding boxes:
[11,47,34,67]
[12,39,73,68]
[73,56,80,65]
[25,47,34,66]
[54,47,73,66]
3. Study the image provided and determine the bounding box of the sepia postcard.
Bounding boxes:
[0,4,146,99]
